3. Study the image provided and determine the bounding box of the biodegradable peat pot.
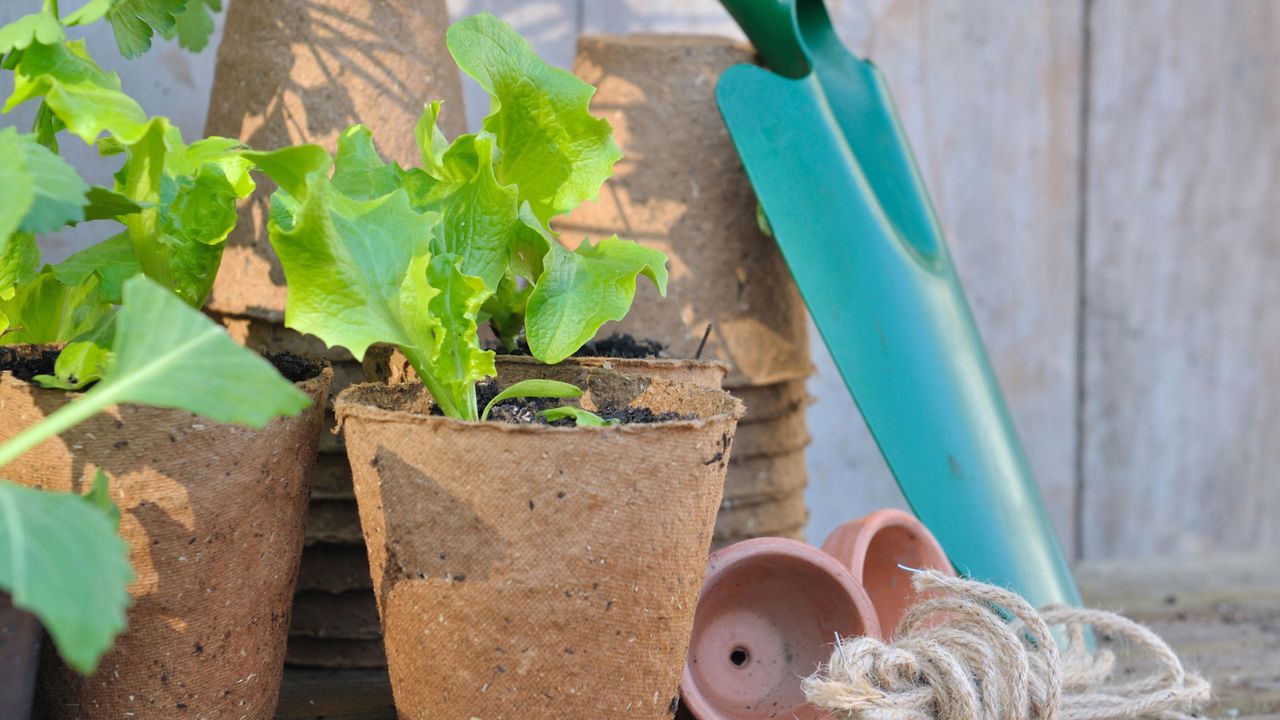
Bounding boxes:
[203,0,466,320]
[0,593,40,720]
[334,375,744,718]
[364,344,729,390]
[820,509,955,635]
[0,346,331,720]
[559,36,813,388]
[681,538,880,720]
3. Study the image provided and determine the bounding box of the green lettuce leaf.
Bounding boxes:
[162,0,221,53]
[0,478,132,674]
[525,237,669,363]
[52,232,142,304]
[35,309,116,390]
[65,0,190,59]
[0,12,66,55]
[0,269,113,345]
[446,13,620,226]
[480,378,581,422]
[424,254,494,418]
[3,39,151,145]
[112,120,254,306]
[541,406,619,427]
[0,127,91,244]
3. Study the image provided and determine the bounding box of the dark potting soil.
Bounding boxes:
[265,352,323,383]
[462,379,692,426]
[487,333,666,360]
[0,345,321,386]
[0,346,60,382]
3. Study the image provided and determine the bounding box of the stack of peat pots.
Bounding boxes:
[558,36,815,550]
[201,0,467,669]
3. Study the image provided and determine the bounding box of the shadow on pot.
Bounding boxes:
[0,593,40,720]
[680,538,880,720]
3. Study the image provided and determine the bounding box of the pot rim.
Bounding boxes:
[821,508,953,580]
[681,537,881,720]
[334,378,745,436]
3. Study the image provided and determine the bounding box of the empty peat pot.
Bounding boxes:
[334,373,743,719]
[821,508,955,635]
[0,593,41,720]
[681,538,881,720]
[0,346,331,719]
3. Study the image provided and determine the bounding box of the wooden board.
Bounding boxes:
[276,554,1280,719]
[1080,0,1280,559]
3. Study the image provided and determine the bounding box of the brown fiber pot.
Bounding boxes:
[364,344,729,390]
[0,592,40,720]
[203,0,465,320]
[334,375,744,718]
[0,346,331,720]
[558,36,812,389]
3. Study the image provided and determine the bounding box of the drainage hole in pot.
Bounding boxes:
[729,647,750,668]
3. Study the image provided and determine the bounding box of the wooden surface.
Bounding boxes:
[274,554,1280,719]
[1079,0,1280,559]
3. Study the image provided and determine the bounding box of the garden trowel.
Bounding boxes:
[714,0,1081,610]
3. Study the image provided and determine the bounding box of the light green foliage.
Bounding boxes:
[53,232,141,304]
[260,13,666,419]
[0,269,112,344]
[163,0,221,53]
[0,128,91,296]
[4,39,151,145]
[525,238,668,363]
[65,0,199,59]
[0,478,131,675]
[480,378,581,422]
[0,11,65,57]
[540,406,619,427]
[91,275,311,424]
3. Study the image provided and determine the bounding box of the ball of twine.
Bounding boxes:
[803,570,1211,720]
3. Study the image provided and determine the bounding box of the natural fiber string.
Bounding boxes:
[803,570,1211,720]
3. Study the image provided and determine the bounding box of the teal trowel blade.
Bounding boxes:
[715,0,1080,609]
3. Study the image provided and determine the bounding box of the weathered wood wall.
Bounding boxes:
[2,0,1274,561]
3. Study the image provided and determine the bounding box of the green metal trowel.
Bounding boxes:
[714,0,1081,609]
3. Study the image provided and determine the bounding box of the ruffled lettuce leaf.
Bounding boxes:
[525,237,668,363]
[0,12,66,56]
[3,39,150,145]
[0,269,112,345]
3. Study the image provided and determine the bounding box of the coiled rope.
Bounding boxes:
[803,570,1211,720]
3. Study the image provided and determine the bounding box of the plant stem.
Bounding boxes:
[399,346,475,421]
[0,384,120,470]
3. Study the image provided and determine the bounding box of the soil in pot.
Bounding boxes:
[0,347,331,720]
[0,592,41,720]
[334,373,744,719]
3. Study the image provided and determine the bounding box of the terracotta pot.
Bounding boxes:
[820,509,955,636]
[681,538,880,720]
[334,374,743,718]
[0,346,331,719]
[363,344,729,390]
[203,0,466,320]
[558,36,813,388]
[0,593,40,720]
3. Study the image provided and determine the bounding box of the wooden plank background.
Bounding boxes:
[1,0,1274,561]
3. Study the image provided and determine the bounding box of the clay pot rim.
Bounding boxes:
[681,537,882,720]
[334,378,745,435]
[496,353,731,378]
[823,508,953,579]
[0,343,334,398]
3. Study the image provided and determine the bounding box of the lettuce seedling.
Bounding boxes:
[259,13,668,421]
[0,274,310,674]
